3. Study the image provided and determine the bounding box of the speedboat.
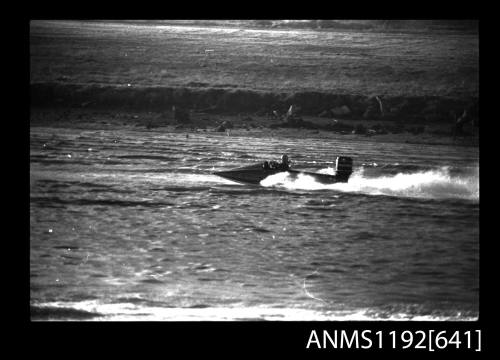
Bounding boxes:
[214,156,353,185]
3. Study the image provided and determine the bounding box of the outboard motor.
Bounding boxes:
[335,156,353,182]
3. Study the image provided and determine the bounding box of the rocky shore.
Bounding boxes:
[31,82,477,125]
[30,103,479,148]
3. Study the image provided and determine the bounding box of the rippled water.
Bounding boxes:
[30,126,479,321]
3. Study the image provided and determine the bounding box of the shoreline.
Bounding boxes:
[30,107,479,148]
[31,82,477,124]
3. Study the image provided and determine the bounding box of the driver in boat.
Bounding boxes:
[280,154,291,170]
[263,154,291,170]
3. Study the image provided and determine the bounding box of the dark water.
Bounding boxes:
[30,126,479,320]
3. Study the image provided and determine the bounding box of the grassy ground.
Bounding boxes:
[30,21,479,146]
[30,20,478,98]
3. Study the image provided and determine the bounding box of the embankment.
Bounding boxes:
[31,82,478,123]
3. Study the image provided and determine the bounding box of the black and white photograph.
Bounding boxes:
[30,20,479,324]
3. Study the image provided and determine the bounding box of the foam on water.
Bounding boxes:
[31,301,477,321]
[261,166,479,201]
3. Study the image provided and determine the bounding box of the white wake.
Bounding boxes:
[260,166,479,201]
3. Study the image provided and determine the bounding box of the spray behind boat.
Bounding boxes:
[334,156,353,182]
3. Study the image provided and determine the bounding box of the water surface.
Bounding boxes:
[30,126,479,320]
